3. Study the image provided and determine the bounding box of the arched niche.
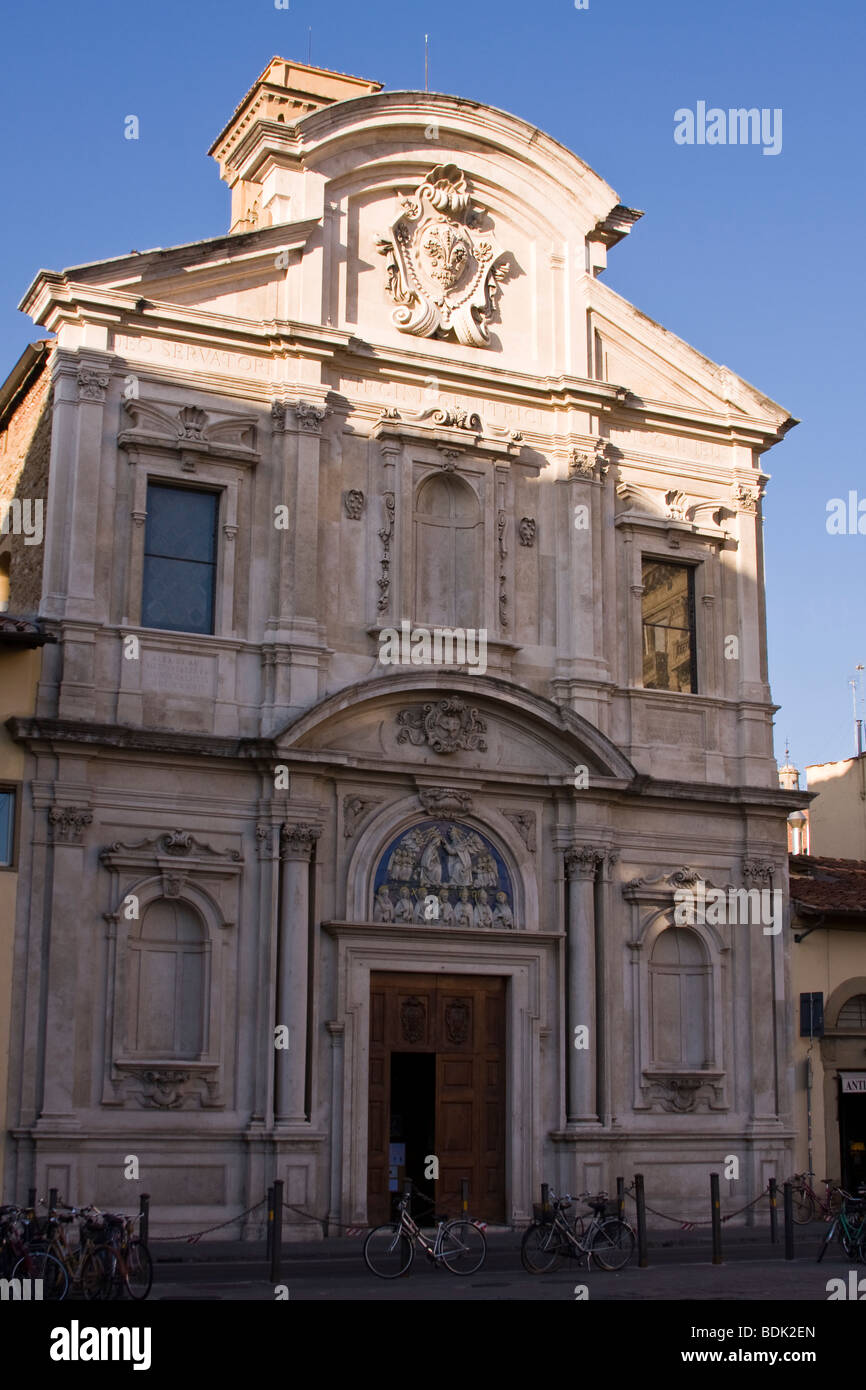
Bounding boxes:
[413,472,482,628]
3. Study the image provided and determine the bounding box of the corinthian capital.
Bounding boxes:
[280,822,322,860]
[564,845,605,880]
[49,805,93,843]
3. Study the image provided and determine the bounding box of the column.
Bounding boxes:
[275,822,320,1124]
[564,845,603,1124]
[39,805,93,1123]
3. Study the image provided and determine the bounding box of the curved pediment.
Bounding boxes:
[274,672,636,784]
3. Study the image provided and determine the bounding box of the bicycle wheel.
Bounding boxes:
[591,1217,635,1271]
[520,1220,564,1274]
[123,1240,153,1299]
[363,1223,414,1278]
[441,1220,486,1274]
[840,1229,858,1259]
[79,1245,117,1300]
[816,1219,836,1263]
[792,1188,816,1224]
[11,1249,69,1301]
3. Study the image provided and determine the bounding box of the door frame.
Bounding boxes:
[323,921,559,1227]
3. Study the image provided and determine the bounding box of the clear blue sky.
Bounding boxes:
[2,0,863,774]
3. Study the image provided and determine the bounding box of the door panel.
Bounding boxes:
[367,972,506,1225]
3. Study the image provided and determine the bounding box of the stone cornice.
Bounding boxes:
[7,715,272,763]
[23,291,790,453]
[373,406,523,461]
[290,90,622,230]
[18,220,322,324]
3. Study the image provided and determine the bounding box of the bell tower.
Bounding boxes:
[209,57,382,233]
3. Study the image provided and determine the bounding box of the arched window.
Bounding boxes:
[413,473,481,627]
[649,927,710,1067]
[838,994,866,1030]
[127,899,207,1058]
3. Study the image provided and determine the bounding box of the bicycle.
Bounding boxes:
[816,1188,866,1264]
[364,1189,487,1278]
[15,1201,117,1300]
[521,1190,635,1273]
[787,1173,843,1224]
[88,1211,153,1300]
[1,1205,68,1300]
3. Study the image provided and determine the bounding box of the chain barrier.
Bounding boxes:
[98,1179,778,1246]
[148,1196,268,1244]
[622,1181,770,1229]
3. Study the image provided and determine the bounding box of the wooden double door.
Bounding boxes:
[367,972,506,1225]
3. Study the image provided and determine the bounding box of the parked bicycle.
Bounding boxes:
[90,1210,153,1300]
[815,1187,866,1264]
[5,1198,153,1300]
[1,1204,68,1300]
[521,1190,635,1273]
[364,1187,487,1278]
[13,1202,116,1300]
[786,1172,844,1224]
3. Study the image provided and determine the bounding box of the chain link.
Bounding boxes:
[622,1182,770,1228]
[148,1196,267,1244]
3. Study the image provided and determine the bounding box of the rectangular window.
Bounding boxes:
[141,484,219,635]
[641,560,697,693]
[0,788,16,868]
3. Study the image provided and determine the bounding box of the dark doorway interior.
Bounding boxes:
[390,1052,436,1215]
[839,1088,866,1192]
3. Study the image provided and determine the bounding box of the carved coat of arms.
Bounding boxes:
[396,698,488,754]
[444,999,470,1046]
[400,996,426,1044]
[376,164,511,347]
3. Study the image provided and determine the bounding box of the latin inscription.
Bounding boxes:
[145,651,215,696]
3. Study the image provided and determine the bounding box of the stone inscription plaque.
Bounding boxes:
[145,651,216,697]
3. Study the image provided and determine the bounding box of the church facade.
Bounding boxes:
[2,59,803,1234]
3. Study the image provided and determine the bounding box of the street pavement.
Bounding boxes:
[141,1221,860,1301]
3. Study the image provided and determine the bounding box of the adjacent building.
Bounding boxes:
[0,339,56,1196]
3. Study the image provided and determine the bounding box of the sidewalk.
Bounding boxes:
[146,1218,826,1267]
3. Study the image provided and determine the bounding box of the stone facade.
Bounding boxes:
[2,59,805,1233]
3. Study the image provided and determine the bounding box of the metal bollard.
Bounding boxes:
[783,1182,794,1261]
[634,1173,648,1268]
[768,1178,777,1244]
[710,1173,722,1265]
[540,1182,550,1216]
[139,1193,150,1247]
[48,1187,58,1217]
[616,1176,625,1224]
[460,1178,469,1216]
[265,1185,274,1262]
[270,1179,283,1284]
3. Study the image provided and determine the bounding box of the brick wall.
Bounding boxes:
[0,350,53,616]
